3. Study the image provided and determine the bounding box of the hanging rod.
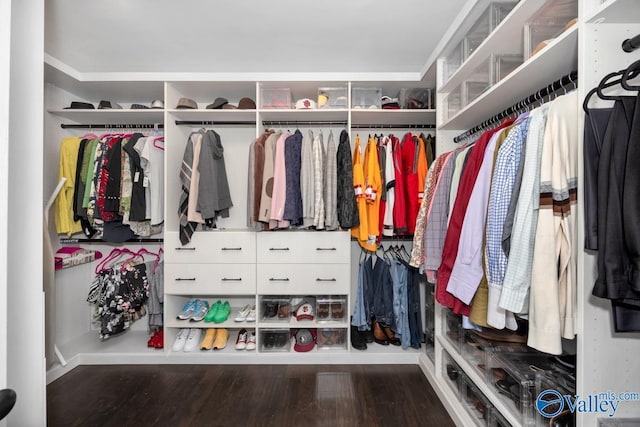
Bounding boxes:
[622,34,640,53]
[262,120,348,127]
[174,120,256,126]
[351,124,436,129]
[61,123,164,129]
[453,70,578,143]
[60,238,164,244]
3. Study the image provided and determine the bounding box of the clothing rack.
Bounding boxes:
[262,120,348,127]
[351,124,435,129]
[453,70,578,143]
[60,123,164,129]
[60,238,164,244]
[174,120,256,126]
[622,33,640,53]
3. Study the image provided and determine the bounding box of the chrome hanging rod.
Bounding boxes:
[61,123,164,129]
[351,124,436,129]
[622,33,640,53]
[174,120,256,126]
[453,70,578,143]
[262,120,348,127]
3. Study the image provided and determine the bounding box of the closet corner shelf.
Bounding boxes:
[48,109,164,124]
[439,25,578,131]
[586,0,639,24]
[350,109,436,126]
[437,335,523,427]
[168,109,257,122]
[258,108,348,123]
[438,0,551,95]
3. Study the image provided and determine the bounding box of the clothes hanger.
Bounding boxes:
[94,248,136,274]
[80,133,98,139]
[621,59,640,91]
[153,136,165,150]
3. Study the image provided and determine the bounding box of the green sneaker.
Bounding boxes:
[204,300,222,322]
[213,301,231,323]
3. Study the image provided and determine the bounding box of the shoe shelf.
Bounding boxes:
[168,108,257,122]
[437,335,523,427]
[350,109,436,126]
[258,108,349,122]
[166,317,257,329]
[257,319,349,329]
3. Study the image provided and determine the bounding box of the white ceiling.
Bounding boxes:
[44,0,467,78]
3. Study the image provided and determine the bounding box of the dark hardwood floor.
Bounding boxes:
[47,364,455,427]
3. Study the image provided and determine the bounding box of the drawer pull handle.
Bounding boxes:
[222,278,242,281]
[175,247,196,251]
[316,278,337,282]
[269,247,290,251]
[175,277,196,281]
[269,278,290,281]
[221,247,242,251]
[316,247,337,251]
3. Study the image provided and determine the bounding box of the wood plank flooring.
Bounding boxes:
[47,364,455,427]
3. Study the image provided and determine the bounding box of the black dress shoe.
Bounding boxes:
[363,329,374,343]
[0,389,16,421]
[264,333,276,349]
[350,325,367,350]
[275,333,288,348]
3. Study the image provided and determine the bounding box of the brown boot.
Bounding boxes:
[372,319,389,345]
[384,326,401,346]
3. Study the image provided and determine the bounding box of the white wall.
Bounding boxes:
[0,0,12,417]
[7,0,46,425]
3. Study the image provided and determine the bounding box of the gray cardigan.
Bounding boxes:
[197,130,233,221]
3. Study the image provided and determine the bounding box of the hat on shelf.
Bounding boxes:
[381,96,400,110]
[293,328,316,352]
[295,98,317,110]
[318,92,329,108]
[64,101,95,110]
[130,103,150,109]
[237,97,256,109]
[222,103,237,109]
[206,97,229,109]
[175,97,198,109]
[150,99,165,109]
[295,301,315,321]
[98,100,123,109]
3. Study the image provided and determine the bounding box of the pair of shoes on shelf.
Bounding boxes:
[262,332,289,349]
[235,329,256,350]
[200,328,229,350]
[173,328,200,352]
[204,300,231,323]
[234,305,256,322]
[147,329,164,349]
[177,299,210,322]
[372,318,401,346]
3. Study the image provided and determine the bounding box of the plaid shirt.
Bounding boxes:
[486,117,531,289]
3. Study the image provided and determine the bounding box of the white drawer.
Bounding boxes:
[257,263,350,294]
[165,263,256,295]
[256,231,350,263]
[164,231,256,263]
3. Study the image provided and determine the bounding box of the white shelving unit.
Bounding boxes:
[46,77,437,382]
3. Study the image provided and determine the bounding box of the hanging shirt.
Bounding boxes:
[336,130,358,229]
[382,137,395,237]
[392,134,408,234]
[138,136,165,226]
[270,131,291,228]
[300,130,315,228]
[312,131,325,229]
[324,131,339,230]
[258,131,280,226]
[55,136,83,236]
[351,135,369,246]
[363,135,381,248]
[417,136,428,205]
[283,130,303,226]
[448,145,473,225]
[187,132,205,224]
[402,133,419,234]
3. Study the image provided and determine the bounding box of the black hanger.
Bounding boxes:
[621,59,640,91]
[583,69,631,112]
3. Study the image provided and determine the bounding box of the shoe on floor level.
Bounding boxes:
[213,301,231,323]
[184,328,203,352]
[204,300,222,322]
[172,328,190,352]
[235,329,248,350]
[190,300,210,322]
[245,331,256,351]
[213,328,229,350]
[200,328,217,350]
[148,330,164,349]
[234,305,252,322]
[246,305,257,322]
[177,299,198,320]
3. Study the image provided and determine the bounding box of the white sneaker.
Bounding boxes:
[246,305,257,322]
[183,328,202,352]
[235,329,248,350]
[234,305,252,322]
[172,328,189,352]
[245,331,256,351]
